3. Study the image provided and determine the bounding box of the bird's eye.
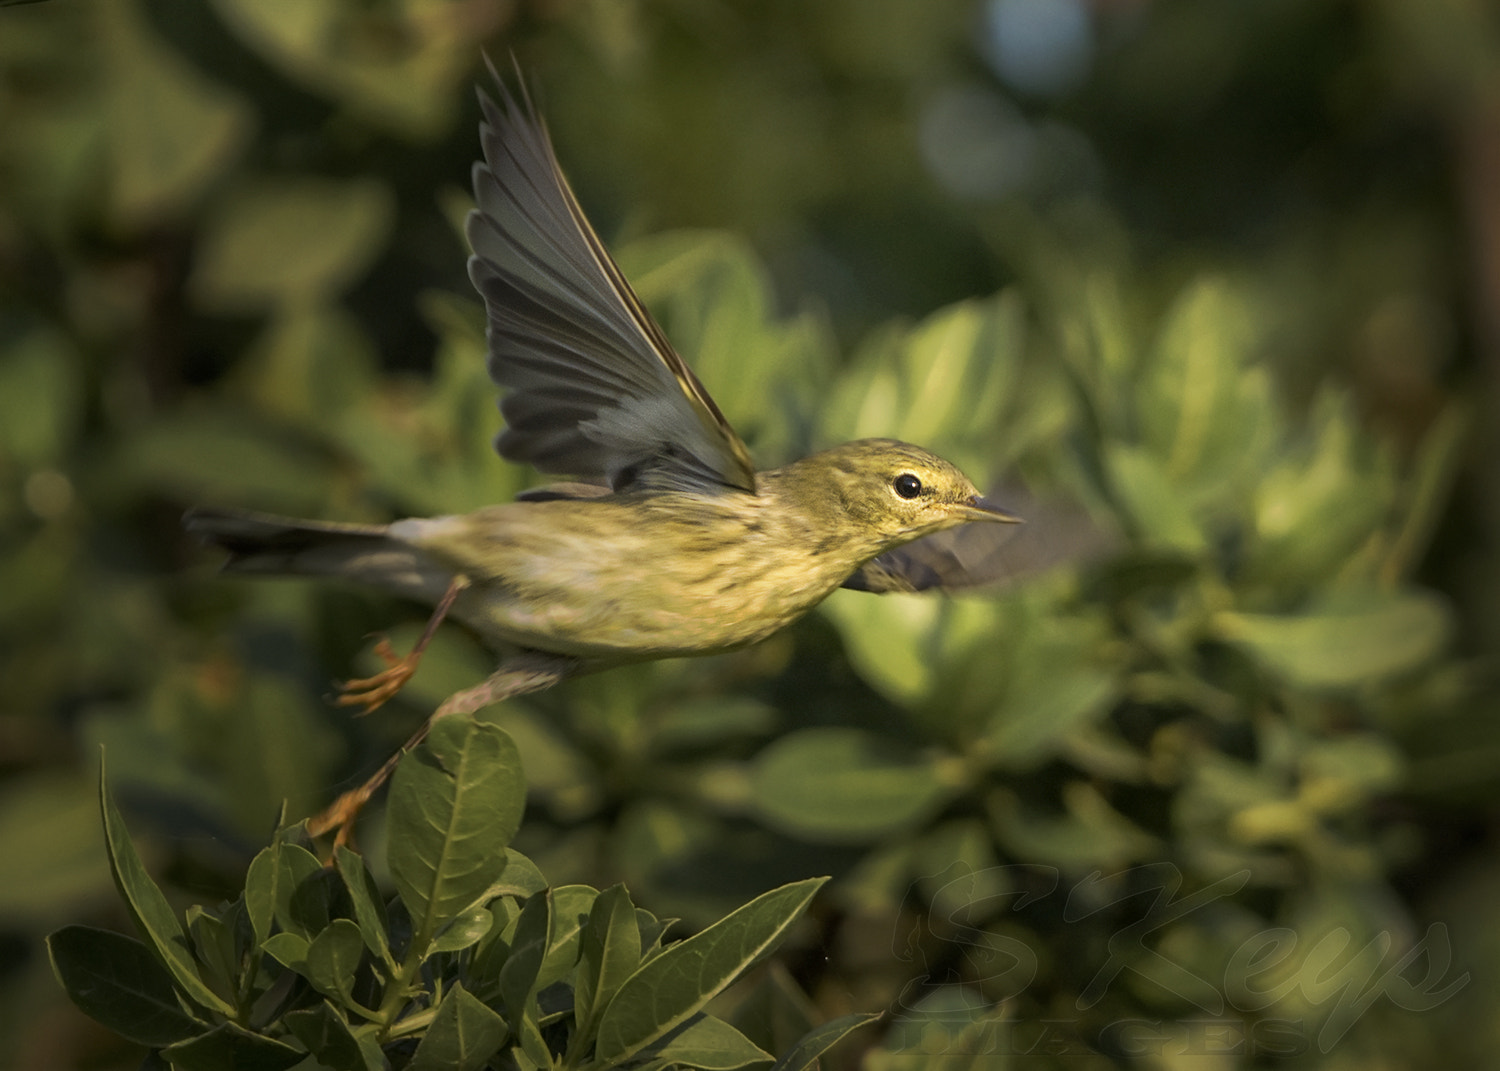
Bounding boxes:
[893,473,923,499]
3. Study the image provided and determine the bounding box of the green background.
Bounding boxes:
[2,0,1498,1067]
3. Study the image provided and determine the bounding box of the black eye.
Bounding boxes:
[893,473,923,499]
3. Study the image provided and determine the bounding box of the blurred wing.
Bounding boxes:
[841,527,1016,593]
[466,62,756,495]
[842,487,1119,592]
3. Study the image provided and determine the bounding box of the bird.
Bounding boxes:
[185,63,1020,844]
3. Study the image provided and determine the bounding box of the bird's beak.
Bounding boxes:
[957,495,1023,524]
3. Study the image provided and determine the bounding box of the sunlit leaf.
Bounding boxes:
[387,717,525,950]
[825,293,1030,471]
[1214,588,1451,689]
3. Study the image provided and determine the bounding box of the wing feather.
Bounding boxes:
[466,60,756,495]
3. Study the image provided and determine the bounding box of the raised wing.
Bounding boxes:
[466,62,756,495]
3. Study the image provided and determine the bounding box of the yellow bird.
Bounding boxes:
[186,67,1018,842]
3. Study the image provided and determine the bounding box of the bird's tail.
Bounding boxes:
[183,506,440,594]
[183,507,388,572]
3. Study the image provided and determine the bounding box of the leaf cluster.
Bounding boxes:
[50,719,870,1070]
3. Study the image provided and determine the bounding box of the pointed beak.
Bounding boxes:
[958,494,1023,524]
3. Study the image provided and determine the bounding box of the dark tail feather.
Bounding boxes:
[183,507,394,575]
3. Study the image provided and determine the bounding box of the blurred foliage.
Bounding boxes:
[2,0,1498,1068]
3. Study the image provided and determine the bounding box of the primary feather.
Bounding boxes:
[466,61,755,495]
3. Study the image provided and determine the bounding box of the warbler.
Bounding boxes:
[186,67,1019,842]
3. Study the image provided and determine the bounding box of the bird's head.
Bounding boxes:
[777,438,1020,553]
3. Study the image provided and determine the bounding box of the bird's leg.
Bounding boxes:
[335,575,471,715]
[309,651,577,849]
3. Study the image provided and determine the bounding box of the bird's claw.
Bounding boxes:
[306,788,366,850]
[334,637,418,715]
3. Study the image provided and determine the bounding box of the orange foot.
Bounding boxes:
[307,787,366,850]
[334,637,418,715]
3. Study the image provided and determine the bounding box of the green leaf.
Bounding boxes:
[0,327,81,466]
[261,931,309,972]
[637,908,676,960]
[387,717,524,951]
[284,1001,377,1071]
[639,1014,773,1070]
[46,925,206,1047]
[408,982,509,1071]
[819,592,942,705]
[595,877,827,1065]
[98,761,236,1016]
[99,0,251,224]
[185,904,240,1006]
[304,919,366,1003]
[1214,588,1451,689]
[431,905,494,954]
[989,783,1161,869]
[1105,443,1208,552]
[537,884,598,991]
[190,178,394,310]
[272,843,333,940]
[242,845,280,949]
[826,293,1028,468]
[335,846,394,969]
[751,729,955,842]
[211,0,470,136]
[160,1021,305,1071]
[985,663,1116,768]
[770,1012,882,1071]
[498,891,550,1028]
[1247,391,1391,586]
[572,884,641,1047]
[1138,278,1277,498]
[820,594,1009,719]
[233,304,379,426]
[484,848,549,901]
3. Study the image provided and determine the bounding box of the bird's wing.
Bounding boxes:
[841,486,1118,592]
[466,61,756,496]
